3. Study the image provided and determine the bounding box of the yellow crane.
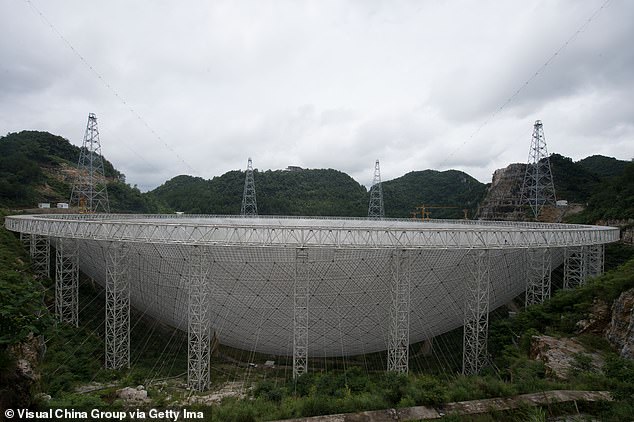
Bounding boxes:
[410,205,469,221]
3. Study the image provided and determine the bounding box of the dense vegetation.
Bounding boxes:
[382,170,486,218]
[150,169,369,216]
[0,212,52,409]
[578,155,631,179]
[549,153,603,204]
[567,162,634,223]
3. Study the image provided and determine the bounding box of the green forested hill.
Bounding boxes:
[549,153,602,203]
[382,170,487,218]
[578,155,630,179]
[150,169,368,216]
[0,131,159,213]
[2,130,630,220]
[567,161,634,222]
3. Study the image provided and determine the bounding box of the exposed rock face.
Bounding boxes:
[605,288,634,360]
[186,381,247,405]
[477,164,525,220]
[576,299,611,335]
[530,335,603,379]
[1,333,44,408]
[117,385,149,403]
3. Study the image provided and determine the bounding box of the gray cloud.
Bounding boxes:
[1,0,633,192]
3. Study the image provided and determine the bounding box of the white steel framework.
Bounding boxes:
[70,113,110,213]
[187,245,212,391]
[241,158,258,216]
[20,232,31,250]
[525,248,551,307]
[520,120,556,219]
[586,244,604,278]
[293,248,310,378]
[387,249,411,373]
[5,215,619,250]
[463,249,490,375]
[55,239,79,326]
[30,234,50,279]
[105,242,130,370]
[368,160,385,219]
[564,246,586,289]
[4,215,618,361]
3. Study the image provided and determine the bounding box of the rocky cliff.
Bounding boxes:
[606,288,634,360]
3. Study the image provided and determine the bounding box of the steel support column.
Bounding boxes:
[30,234,50,279]
[525,248,551,307]
[105,242,130,370]
[463,249,490,375]
[586,244,604,278]
[55,239,79,326]
[293,248,309,379]
[387,249,411,373]
[188,245,212,391]
[20,232,31,250]
[564,246,586,289]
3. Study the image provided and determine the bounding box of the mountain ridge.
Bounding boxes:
[0,130,630,220]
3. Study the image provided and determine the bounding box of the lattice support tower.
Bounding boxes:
[387,249,411,373]
[20,232,31,250]
[368,159,385,219]
[463,249,491,375]
[241,157,258,216]
[586,244,604,278]
[30,234,50,279]
[564,246,587,289]
[105,242,130,370]
[70,113,110,213]
[293,248,309,378]
[188,245,212,391]
[55,239,79,326]
[525,248,551,307]
[520,120,556,219]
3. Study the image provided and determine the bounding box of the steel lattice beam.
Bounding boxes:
[463,249,490,375]
[188,245,212,391]
[525,248,551,307]
[586,244,604,278]
[30,234,50,279]
[20,232,31,250]
[55,239,79,326]
[105,242,130,370]
[293,248,309,378]
[564,246,586,289]
[5,215,620,250]
[387,249,410,373]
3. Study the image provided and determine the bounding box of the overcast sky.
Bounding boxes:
[1,0,632,191]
